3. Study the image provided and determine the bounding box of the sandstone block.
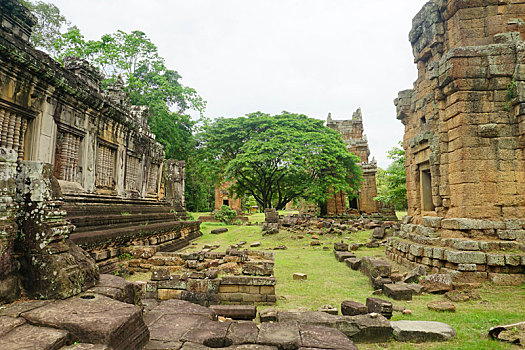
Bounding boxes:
[392,320,456,342]
[209,305,256,320]
[257,322,301,349]
[293,273,307,280]
[366,297,393,319]
[334,251,356,262]
[427,300,456,312]
[227,321,259,345]
[299,324,357,349]
[345,257,362,270]
[383,284,414,301]
[341,301,368,316]
[333,242,348,251]
[421,274,453,294]
[360,257,391,279]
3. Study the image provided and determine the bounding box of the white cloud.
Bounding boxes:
[49,0,428,167]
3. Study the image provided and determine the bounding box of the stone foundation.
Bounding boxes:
[138,250,276,306]
[386,217,525,285]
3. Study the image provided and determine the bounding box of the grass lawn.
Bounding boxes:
[184,213,525,349]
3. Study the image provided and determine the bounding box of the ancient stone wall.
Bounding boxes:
[326,109,379,215]
[214,181,242,213]
[136,250,277,306]
[389,0,525,283]
[0,0,195,303]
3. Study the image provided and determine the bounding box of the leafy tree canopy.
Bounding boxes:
[375,142,407,210]
[199,112,363,210]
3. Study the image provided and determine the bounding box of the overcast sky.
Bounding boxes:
[48,0,428,168]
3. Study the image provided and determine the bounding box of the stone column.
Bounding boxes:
[15,161,98,299]
[0,148,19,303]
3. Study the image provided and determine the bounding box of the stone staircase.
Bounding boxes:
[64,194,201,273]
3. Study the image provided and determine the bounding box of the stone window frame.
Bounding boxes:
[95,139,118,190]
[124,152,142,193]
[0,100,36,161]
[53,123,85,184]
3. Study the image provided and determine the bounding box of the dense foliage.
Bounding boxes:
[199,112,363,210]
[214,205,237,225]
[375,142,407,210]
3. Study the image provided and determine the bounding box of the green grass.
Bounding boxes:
[184,212,525,349]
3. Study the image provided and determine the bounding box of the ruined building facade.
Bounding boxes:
[0,0,198,303]
[388,0,525,284]
[325,109,379,216]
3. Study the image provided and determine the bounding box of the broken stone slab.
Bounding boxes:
[0,323,69,350]
[0,316,25,337]
[180,318,232,347]
[333,242,348,252]
[21,294,149,350]
[340,301,367,316]
[421,274,453,294]
[371,276,392,290]
[257,322,301,349]
[403,266,427,283]
[277,311,392,343]
[427,300,456,312]
[150,299,217,320]
[366,297,393,319]
[299,324,358,349]
[0,300,51,318]
[406,284,424,295]
[209,305,257,320]
[383,283,414,301]
[259,308,277,322]
[391,320,456,342]
[372,226,386,239]
[227,321,259,345]
[345,258,361,270]
[87,273,141,305]
[250,242,261,248]
[149,313,207,343]
[211,228,229,234]
[359,257,391,279]
[489,321,525,346]
[229,345,278,350]
[334,251,356,262]
[293,273,307,280]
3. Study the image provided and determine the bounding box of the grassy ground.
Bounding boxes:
[182,212,525,349]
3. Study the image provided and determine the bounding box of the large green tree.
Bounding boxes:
[375,143,407,210]
[199,112,363,210]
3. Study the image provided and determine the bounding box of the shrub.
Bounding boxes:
[214,205,237,225]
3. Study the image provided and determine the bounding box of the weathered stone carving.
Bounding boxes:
[388,0,525,283]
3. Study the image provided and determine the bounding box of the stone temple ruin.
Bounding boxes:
[326,109,395,219]
[389,0,525,284]
[0,0,199,303]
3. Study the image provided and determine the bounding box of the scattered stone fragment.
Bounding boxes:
[311,235,319,240]
[349,243,361,251]
[341,301,368,316]
[259,308,277,323]
[372,226,386,239]
[359,257,391,279]
[271,245,288,250]
[366,297,393,319]
[211,228,228,234]
[427,300,456,312]
[293,273,307,280]
[406,284,424,295]
[250,242,261,248]
[333,242,348,251]
[310,241,321,246]
[402,309,413,315]
[371,277,392,290]
[421,274,453,294]
[445,290,470,302]
[383,283,414,301]
[345,258,361,270]
[404,266,427,284]
[334,251,356,262]
[391,320,456,342]
[317,305,338,315]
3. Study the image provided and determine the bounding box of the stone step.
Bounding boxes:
[70,212,179,233]
[69,221,197,248]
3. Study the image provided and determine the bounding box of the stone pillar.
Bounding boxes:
[0,148,19,303]
[15,161,98,299]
